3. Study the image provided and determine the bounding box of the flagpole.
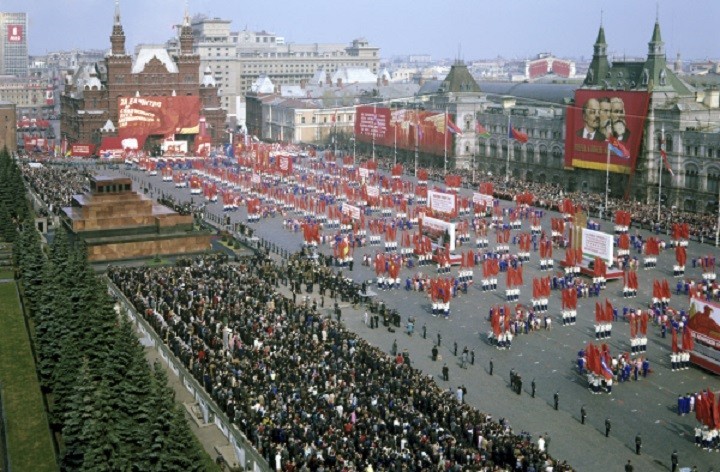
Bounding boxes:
[372,103,376,162]
[444,106,448,176]
[414,112,418,178]
[394,120,397,167]
[657,125,663,223]
[505,115,511,184]
[605,140,610,217]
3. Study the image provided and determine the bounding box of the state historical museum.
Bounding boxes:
[60,4,226,153]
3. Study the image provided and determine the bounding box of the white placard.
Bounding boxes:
[366,185,380,198]
[421,215,456,251]
[428,190,456,214]
[342,203,361,220]
[473,192,494,206]
[581,228,614,265]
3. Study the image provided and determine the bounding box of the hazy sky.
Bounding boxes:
[7,0,719,61]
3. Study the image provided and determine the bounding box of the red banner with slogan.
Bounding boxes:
[564,90,649,174]
[354,106,452,157]
[118,96,200,139]
[70,143,95,157]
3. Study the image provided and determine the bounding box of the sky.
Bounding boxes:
[7,0,719,62]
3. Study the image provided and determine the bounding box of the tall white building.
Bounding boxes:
[0,12,28,77]
[173,15,380,121]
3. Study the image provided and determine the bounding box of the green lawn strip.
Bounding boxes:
[0,269,14,280]
[0,282,57,472]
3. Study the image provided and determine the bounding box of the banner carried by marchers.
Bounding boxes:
[341,203,361,220]
[428,189,456,215]
[564,90,650,174]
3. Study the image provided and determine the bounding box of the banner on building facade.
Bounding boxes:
[354,106,454,157]
[118,96,201,139]
[564,90,650,174]
[70,143,95,157]
[7,25,22,43]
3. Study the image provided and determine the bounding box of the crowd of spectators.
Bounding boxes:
[109,253,571,471]
[20,163,91,216]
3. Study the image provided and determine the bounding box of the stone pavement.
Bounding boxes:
[116,167,720,472]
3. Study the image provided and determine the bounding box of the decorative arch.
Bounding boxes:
[684,197,696,212]
[525,143,535,164]
[707,166,720,195]
[489,140,498,159]
[539,144,549,166]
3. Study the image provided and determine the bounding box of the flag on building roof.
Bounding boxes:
[508,124,528,143]
[475,123,491,138]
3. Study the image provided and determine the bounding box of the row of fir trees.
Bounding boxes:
[4,149,212,471]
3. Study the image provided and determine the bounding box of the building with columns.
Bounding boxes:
[60,3,226,151]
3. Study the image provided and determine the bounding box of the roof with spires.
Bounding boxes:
[582,20,692,95]
[595,26,606,45]
[436,61,481,94]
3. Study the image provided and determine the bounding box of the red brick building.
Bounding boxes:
[60,4,226,153]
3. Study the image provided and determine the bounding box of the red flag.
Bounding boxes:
[682,327,694,352]
[660,148,674,176]
[509,124,529,143]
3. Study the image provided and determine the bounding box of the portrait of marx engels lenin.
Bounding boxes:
[609,96,631,142]
[576,98,606,141]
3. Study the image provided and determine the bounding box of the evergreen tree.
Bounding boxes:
[76,380,124,471]
[16,225,45,313]
[35,258,69,390]
[103,319,156,468]
[146,362,205,472]
[60,363,95,470]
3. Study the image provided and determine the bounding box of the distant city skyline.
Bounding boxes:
[5,0,719,62]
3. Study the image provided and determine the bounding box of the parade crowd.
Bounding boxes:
[109,253,572,472]
[393,163,719,244]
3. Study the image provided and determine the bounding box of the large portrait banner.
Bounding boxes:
[564,90,650,174]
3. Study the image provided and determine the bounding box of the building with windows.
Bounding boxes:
[176,15,380,122]
[246,74,418,148]
[60,4,226,151]
[0,12,28,77]
[368,20,720,214]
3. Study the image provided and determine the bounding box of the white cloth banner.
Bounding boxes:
[428,189,456,214]
[342,203,362,220]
